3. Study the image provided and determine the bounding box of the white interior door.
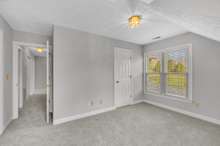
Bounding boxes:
[46,40,52,123]
[114,48,132,107]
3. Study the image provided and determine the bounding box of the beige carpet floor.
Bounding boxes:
[1,95,220,146]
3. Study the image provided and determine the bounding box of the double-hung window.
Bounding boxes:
[144,44,192,100]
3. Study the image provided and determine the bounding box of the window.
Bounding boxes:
[145,52,161,94]
[144,44,192,100]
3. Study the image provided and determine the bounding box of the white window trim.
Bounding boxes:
[144,44,193,102]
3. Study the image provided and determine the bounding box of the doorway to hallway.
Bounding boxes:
[12,41,53,127]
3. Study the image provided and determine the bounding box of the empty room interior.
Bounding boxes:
[0,0,220,145]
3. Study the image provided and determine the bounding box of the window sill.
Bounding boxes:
[144,92,193,103]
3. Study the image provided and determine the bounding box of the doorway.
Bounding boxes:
[12,42,53,126]
[114,48,133,108]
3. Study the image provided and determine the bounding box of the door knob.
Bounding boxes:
[116,81,120,84]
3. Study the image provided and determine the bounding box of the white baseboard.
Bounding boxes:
[144,100,220,125]
[132,99,145,105]
[53,99,145,125]
[0,117,12,135]
[53,106,116,125]
[53,99,220,126]
[0,126,3,135]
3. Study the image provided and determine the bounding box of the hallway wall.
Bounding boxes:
[13,30,52,45]
[0,15,13,135]
[34,56,46,94]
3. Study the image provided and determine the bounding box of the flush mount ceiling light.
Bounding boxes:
[128,15,142,28]
[36,48,44,53]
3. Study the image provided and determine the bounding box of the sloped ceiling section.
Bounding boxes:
[0,0,219,44]
[148,0,220,42]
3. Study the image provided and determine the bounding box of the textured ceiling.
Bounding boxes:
[148,0,220,42]
[0,0,219,44]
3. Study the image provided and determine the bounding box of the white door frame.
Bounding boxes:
[12,41,47,119]
[0,30,4,134]
[12,44,22,119]
[18,48,23,109]
[114,47,134,108]
[46,40,53,123]
[46,41,49,123]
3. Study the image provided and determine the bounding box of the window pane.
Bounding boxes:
[146,73,161,93]
[145,53,161,93]
[167,49,187,73]
[166,48,188,97]
[166,73,187,97]
[147,54,161,73]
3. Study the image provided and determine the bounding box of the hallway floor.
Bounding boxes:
[6,94,47,132]
[0,102,220,146]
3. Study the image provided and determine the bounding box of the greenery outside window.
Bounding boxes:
[145,52,162,94]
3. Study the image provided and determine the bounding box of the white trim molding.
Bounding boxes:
[0,116,12,135]
[132,99,145,105]
[0,31,3,135]
[53,99,145,125]
[53,98,220,126]
[144,100,220,125]
[13,41,46,48]
[53,106,116,125]
[0,128,3,135]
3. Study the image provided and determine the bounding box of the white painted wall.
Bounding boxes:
[34,56,46,94]
[0,15,13,135]
[144,32,220,121]
[13,30,52,45]
[23,48,35,97]
[53,26,143,122]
